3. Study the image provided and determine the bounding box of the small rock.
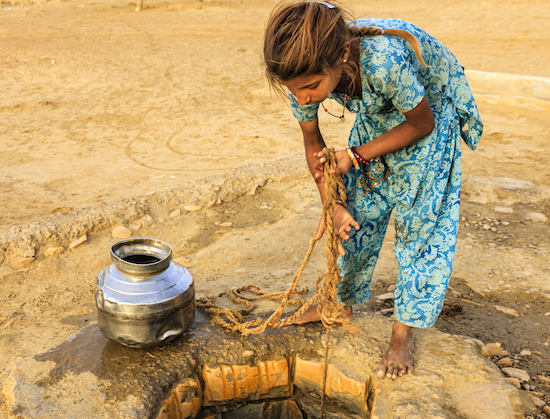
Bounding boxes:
[531,396,546,408]
[272,269,293,279]
[493,206,514,214]
[204,209,218,217]
[482,223,491,230]
[236,268,247,273]
[112,226,132,239]
[493,305,520,317]
[139,214,154,226]
[16,248,36,258]
[246,185,259,196]
[12,256,35,266]
[519,349,531,357]
[219,222,233,227]
[496,357,514,368]
[184,205,202,212]
[128,222,141,231]
[536,375,550,383]
[526,212,547,223]
[169,209,181,218]
[69,234,87,249]
[501,367,530,382]
[242,350,254,358]
[44,247,65,257]
[506,377,521,389]
[387,284,396,292]
[543,406,550,416]
[375,292,394,301]
[481,342,509,357]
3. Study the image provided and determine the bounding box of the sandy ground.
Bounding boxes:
[1,0,550,417]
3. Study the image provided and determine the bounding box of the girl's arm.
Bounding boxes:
[315,95,435,176]
[299,118,328,203]
[298,118,360,253]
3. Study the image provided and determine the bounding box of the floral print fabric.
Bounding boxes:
[289,19,482,328]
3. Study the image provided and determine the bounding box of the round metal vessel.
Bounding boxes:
[95,238,195,348]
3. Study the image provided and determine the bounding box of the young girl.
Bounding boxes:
[263,1,483,379]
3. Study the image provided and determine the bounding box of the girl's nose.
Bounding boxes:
[297,92,311,105]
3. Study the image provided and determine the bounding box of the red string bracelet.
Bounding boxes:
[350,147,372,165]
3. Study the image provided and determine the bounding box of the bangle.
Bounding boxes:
[335,199,346,208]
[350,146,372,165]
[346,147,360,170]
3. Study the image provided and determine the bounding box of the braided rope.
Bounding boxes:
[196,147,352,336]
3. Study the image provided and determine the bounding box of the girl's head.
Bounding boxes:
[263,1,351,98]
[263,1,427,100]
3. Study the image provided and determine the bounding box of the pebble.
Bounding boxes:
[169,209,181,218]
[128,222,141,231]
[543,406,550,416]
[493,206,514,214]
[506,377,521,389]
[481,342,509,357]
[139,214,154,226]
[204,209,218,217]
[519,349,531,357]
[235,268,247,273]
[242,350,254,358]
[536,375,550,383]
[493,305,520,317]
[69,234,87,249]
[44,247,65,256]
[375,292,394,301]
[12,256,35,266]
[496,357,514,368]
[483,223,491,230]
[272,269,293,279]
[184,205,202,212]
[219,222,233,227]
[387,284,396,292]
[501,367,530,382]
[112,226,132,239]
[526,212,547,223]
[531,396,547,408]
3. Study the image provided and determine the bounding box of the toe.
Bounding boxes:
[376,363,386,378]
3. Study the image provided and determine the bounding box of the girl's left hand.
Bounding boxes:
[333,204,360,256]
[313,150,353,182]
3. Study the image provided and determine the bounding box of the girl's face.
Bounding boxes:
[284,66,342,106]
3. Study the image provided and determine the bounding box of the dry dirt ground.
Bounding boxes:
[1,0,550,417]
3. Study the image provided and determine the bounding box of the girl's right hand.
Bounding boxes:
[313,150,354,182]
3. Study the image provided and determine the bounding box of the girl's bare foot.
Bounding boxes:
[376,320,415,379]
[291,304,352,325]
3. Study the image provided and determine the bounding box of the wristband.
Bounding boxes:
[346,147,360,170]
[350,146,373,165]
[335,199,346,208]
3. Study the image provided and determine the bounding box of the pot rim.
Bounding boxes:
[110,238,172,277]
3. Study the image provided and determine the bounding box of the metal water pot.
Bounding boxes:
[96,238,195,348]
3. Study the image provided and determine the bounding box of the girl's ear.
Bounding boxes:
[340,41,351,62]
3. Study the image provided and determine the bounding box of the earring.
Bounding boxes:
[343,59,347,63]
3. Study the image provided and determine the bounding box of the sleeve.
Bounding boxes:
[366,38,425,113]
[289,92,320,122]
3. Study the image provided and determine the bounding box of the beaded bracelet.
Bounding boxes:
[350,146,373,165]
[346,147,360,170]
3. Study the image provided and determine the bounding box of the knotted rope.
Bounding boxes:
[196,148,355,418]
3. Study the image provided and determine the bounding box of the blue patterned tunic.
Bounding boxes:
[289,19,482,328]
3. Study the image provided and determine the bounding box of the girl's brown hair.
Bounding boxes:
[263,0,427,95]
